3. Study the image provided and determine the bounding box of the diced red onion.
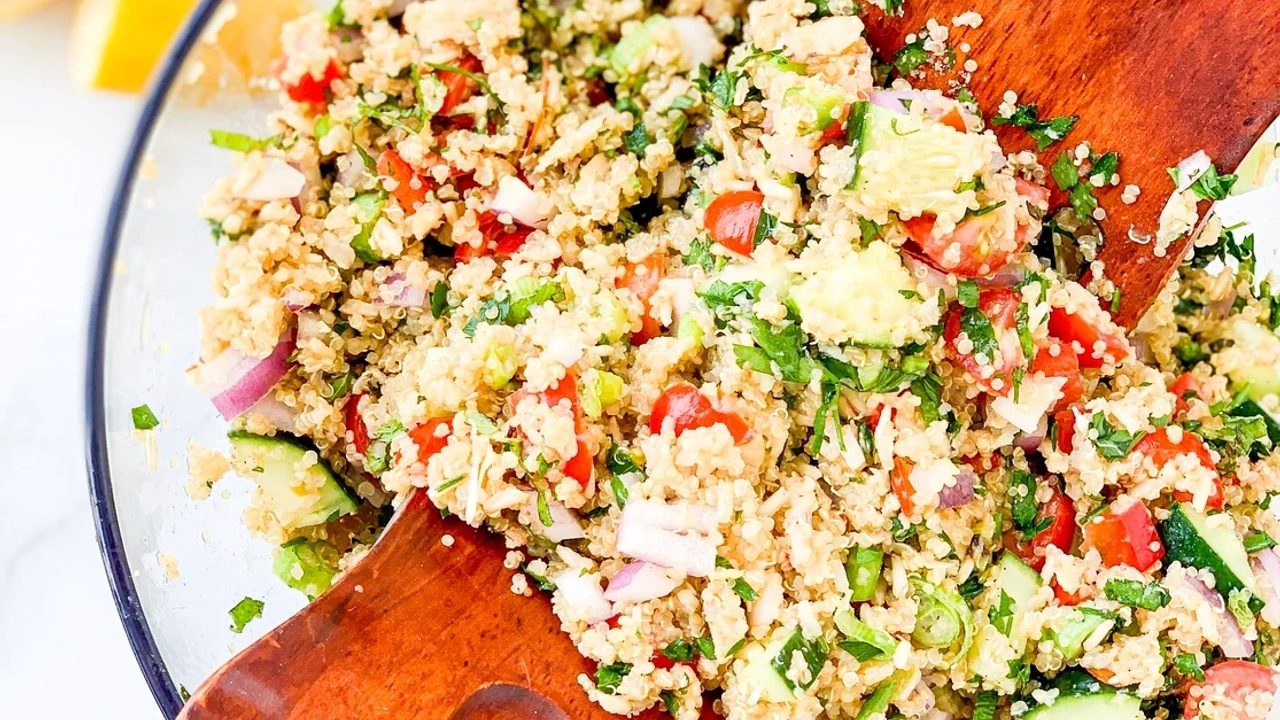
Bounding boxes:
[991,377,1066,434]
[1015,415,1049,453]
[199,331,296,420]
[1253,549,1280,626]
[238,157,307,202]
[670,16,721,71]
[243,394,300,434]
[1174,151,1213,191]
[1206,290,1237,320]
[282,290,311,312]
[335,150,366,189]
[868,89,935,114]
[901,249,956,302]
[938,470,976,509]
[329,29,365,64]
[623,498,717,534]
[976,263,1027,288]
[603,561,682,604]
[553,570,613,624]
[1128,334,1155,364]
[529,495,586,542]
[1183,575,1253,658]
[773,142,816,175]
[616,521,716,577]
[491,176,547,228]
[376,273,428,307]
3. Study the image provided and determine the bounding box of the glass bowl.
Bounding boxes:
[87,0,325,715]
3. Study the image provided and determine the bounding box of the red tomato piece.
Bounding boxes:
[345,393,370,456]
[1185,661,1280,719]
[1004,485,1076,572]
[406,417,453,467]
[276,58,344,105]
[1170,372,1207,416]
[1052,582,1088,606]
[1031,340,1085,411]
[939,106,968,133]
[1132,427,1223,511]
[650,383,752,444]
[651,653,677,670]
[902,213,1027,278]
[510,372,593,489]
[1015,178,1052,210]
[455,211,534,262]
[821,105,850,143]
[943,287,1026,396]
[1047,305,1131,369]
[890,457,917,517]
[584,78,612,106]
[1081,499,1164,572]
[377,149,436,211]
[620,255,666,345]
[1054,409,1077,454]
[704,190,765,256]
[438,53,484,115]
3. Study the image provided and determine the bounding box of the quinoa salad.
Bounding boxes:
[180,0,1280,718]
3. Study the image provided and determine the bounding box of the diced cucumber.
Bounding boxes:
[274,538,340,600]
[846,546,883,602]
[1052,608,1114,662]
[739,637,799,703]
[1022,690,1143,720]
[1159,502,1257,597]
[349,192,385,263]
[228,431,359,531]
[851,103,990,223]
[1224,318,1280,400]
[609,15,670,77]
[783,86,847,134]
[995,552,1043,612]
[1231,398,1280,448]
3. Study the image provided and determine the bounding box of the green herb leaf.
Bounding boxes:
[989,589,1015,636]
[661,638,696,662]
[1188,163,1239,201]
[210,130,283,153]
[696,636,716,660]
[770,627,829,692]
[1246,532,1278,554]
[228,597,265,634]
[659,691,680,716]
[324,372,353,402]
[753,209,778,248]
[992,104,1078,150]
[960,307,999,360]
[594,662,632,695]
[1089,413,1145,459]
[732,577,758,601]
[837,640,885,662]
[430,281,449,319]
[521,563,556,592]
[1051,152,1079,191]
[131,404,159,431]
[972,690,998,720]
[893,40,928,76]
[436,475,465,492]
[1174,653,1205,682]
[1104,578,1171,611]
[1009,469,1039,533]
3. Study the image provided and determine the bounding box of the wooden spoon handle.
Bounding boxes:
[863,0,1280,327]
[177,491,637,720]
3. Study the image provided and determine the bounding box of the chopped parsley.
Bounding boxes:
[1173,162,1239,201]
[430,281,449,319]
[228,597,265,634]
[659,691,680,716]
[131,404,159,431]
[893,39,929,76]
[1246,532,1278,554]
[521,563,555,592]
[992,103,1078,150]
[959,306,999,360]
[324,371,353,402]
[209,130,283,153]
[660,638,696,662]
[989,589,1015,636]
[1174,653,1205,682]
[770,627,829,692]
[594,662,632,695]
[1008,469,1041,537]
[1104,579,1171,611]
[1089,412,1145,459]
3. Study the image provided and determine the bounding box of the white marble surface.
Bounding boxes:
[0,3,163,717]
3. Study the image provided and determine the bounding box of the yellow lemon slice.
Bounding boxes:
[0,0,57,22]
[71,0,200,93]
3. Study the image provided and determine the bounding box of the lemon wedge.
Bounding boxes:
[0,0,57,22]
[71,0,200,93]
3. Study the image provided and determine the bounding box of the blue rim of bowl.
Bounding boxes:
[85,0,226,716]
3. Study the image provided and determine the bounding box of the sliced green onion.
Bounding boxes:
[349,192,385,263]
[833,607,896,660]
[853,681,898,720]
[910,578,974,658]
[483,344,519,389]
[580,369,624,419]
[607,15,669,77]
[846,547,883,602]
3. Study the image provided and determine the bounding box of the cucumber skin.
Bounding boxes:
[1023,691,1142,720]
[227,431,358,528]
[1159,503,1250,598]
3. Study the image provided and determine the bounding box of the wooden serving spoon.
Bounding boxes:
[178,3,1280,719]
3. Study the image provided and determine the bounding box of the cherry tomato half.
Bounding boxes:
[345,393,370,456]
[1132,427,1223,511]
[1081,499,1164,572]
[509,372,593,489]
[438,53,484,116]
[455,211,534,262]
[1047,305,1131,369]
[1170,372,1207,417]
[705,190,765,256]
[943,287,1026,396]
[276,58,344,105]
[1054,409,1077,454]
[406,417,454,467]
[902,213,1025,278]
[1031,340,1085,411]
[620,255,666,345]
[1004,485,1076,572]
[650,383,752,444]
[1185,661,1280,719]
